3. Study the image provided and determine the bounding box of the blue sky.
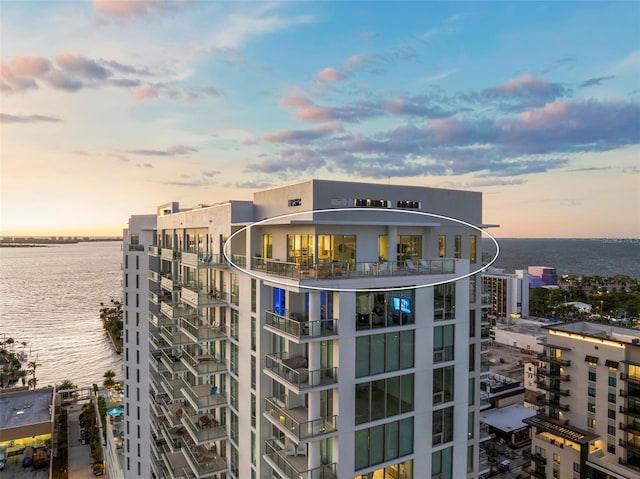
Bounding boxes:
[1,1,639,237]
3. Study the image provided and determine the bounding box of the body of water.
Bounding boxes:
[486,238,640,279]
[0,241,123,388]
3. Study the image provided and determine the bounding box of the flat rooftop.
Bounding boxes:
[0,388,53,430]
[545,321,640,345]
[480,404,537,433]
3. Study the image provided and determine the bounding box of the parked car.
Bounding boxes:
[92,463,105,476]
[22,446,33,468]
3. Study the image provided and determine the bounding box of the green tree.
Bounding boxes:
[103,369,116,389]
[56,379,77,391]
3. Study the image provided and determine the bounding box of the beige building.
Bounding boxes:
[525,322,640,478]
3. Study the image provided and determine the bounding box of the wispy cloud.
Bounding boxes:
[0,113,62,124]
[125,145,198,157]
[264,122,344,143]
[580,75,615,88]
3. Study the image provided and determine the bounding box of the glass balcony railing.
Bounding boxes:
[181,350,227,376]
[252,258,456,281]
[265,310,338,340]
[265,397,337,441]
[181,286,229,308]
[265,353,338,390]
[264,439,337,479]
[180,317,227,343]
[181,380,227,411]
[181,410,227,445]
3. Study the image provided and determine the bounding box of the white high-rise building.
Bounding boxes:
[525,321,640,479]
[481,268,529,323]
[125,179,495,479]
[122,214,157,477]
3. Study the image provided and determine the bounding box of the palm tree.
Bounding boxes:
[28,376,38,390]
[103,369,116,389]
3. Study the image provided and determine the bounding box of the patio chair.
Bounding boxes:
[405,259,419,272]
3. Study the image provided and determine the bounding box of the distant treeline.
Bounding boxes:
[1,237,122,246]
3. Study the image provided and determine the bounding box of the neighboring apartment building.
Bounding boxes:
[126,179,495,479]
[122,214,157,477]
[481,268,529,323]
[525,321,640,479]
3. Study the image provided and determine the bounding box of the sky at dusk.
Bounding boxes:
[1,1,639,238]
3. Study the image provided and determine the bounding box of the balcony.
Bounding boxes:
[161,302,196,321]
[160,350,188,375]
[265,397,338,442]
[160,274,182,291]
[252,257,456,282]
[149,245,160,256]
[620,388,640,400]
[181,436,228,478]
[160,445,191,479]
[619,421,640,434]
[181,410,227,445]
[480,392,490,409]
[621,373,640,384]
[161,378,186,402]
[265,310,338,342]
[161,326,194,347]
[159,399,184,428]
[161,248,180,261]
[150,311,173,328]
[538,398,570,411]
[181,350,227,377]
[619,438,640,451]
[181,381,227,412]
[181,286,229,309]
[620,406,640,419]
[531,453,547,464]
[479,421,491,441]
[264,439,337,479]
[537,354,571,367]
[536,380,571,396]
[537,369,570,381]
[180,317,228,343]
[264,353,338,392]
[479,449,490,474]
[181,251,228,270]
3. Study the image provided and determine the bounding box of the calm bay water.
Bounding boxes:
[0,241,123,388]
[486,238,640,279]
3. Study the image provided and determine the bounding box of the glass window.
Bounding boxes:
[608,425,616,436]
[608,376,617,387]
[432,446,453,479]
[470,235,477,264]
[608,392,617,403]
[262,234,272,259]
[588,387,596,397]
[397,235,422,264]
[434,325,455,363]
[370,425,384,465]
[354,430,369,470]
[384,420,399,462]
[454,235,462,259]
[356,336,370,378]
[434,283,456,320]
[608,409,616,420]
[434,366,455,404]
[588,371,596,381]
[371,334,385,375]
[438,235,446,258]
[378,235,388,262]
[432,406,454,445]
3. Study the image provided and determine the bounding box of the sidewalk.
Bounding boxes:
[65,404,95,479]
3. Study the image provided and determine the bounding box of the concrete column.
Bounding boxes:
[387,225,398,268]
[309,291,321,338]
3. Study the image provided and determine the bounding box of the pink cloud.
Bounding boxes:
[132,85,158,100]
[55,53,110,79]
[315,67,345,82]
[279,94,311,109]
[520,101,569,125]
[264,121,343,143]
[93,0,187,18]
[342,53,370,72]
[494,73,549,94]
[295,105,334,122]
[1,62,38,93]
[10,56,51,77]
